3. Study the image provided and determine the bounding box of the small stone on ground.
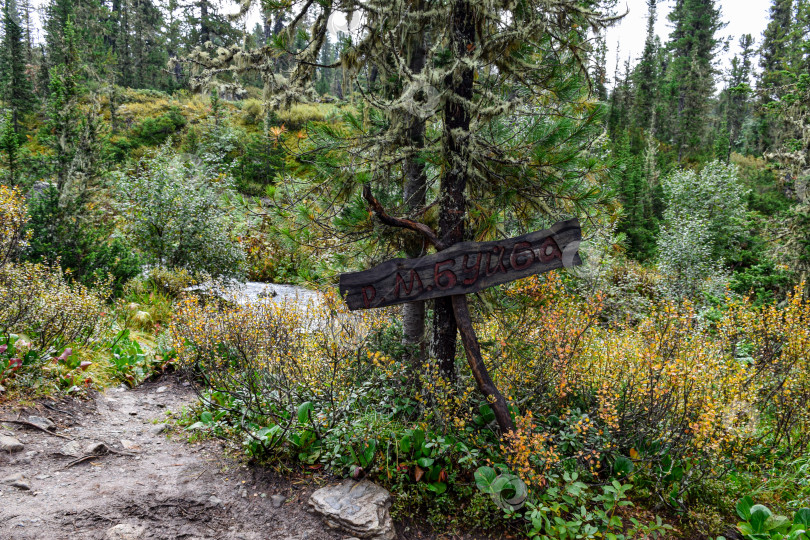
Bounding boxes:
[0,434,24,453]
[2,472,31,490]
[308,479,395,540]
[28,416,55,431]
[60,440,82,456]
[105,523,145,539]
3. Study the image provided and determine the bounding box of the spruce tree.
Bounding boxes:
[724,34,755,157]
[42,17,82,193]
[663,0,723,163]
[0,0,35,130]
[631,0,660,143]
[760,0,795,97]
[0,111,20,183]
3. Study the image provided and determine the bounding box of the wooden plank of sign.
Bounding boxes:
[339,218,582,311]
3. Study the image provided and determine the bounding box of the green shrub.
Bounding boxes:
[25,186,142,294]
[116,144,245,279]
[129,106,187,147]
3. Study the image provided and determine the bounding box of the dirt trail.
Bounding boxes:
[0,378,346,540]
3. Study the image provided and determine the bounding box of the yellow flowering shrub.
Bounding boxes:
[170,289,395,448]
[0,262,110,355]
[0,185,29,266]
[472,272,809,502]
[718,285,810,449]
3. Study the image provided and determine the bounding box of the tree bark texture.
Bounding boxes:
[433,0,476,380]
[402,7,428,369]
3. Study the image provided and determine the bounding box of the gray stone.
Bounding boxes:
[271,494,286,508]
[156,386,168,394]
[2,472,30,491]
[308,480,395,540]
[0,434,24,453]
[60,440,82,457]
[85,442,108,454]
[30,181,54,198]
[28,416,55,431]
[105,524,145,540]
[150,424,168,435]
[120,439,139,451]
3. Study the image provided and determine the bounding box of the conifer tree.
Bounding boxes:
[0,111,20,183]
[724,34,755,158]
[760,0,795,98]
[0,0,35,129]
[663,0,723,163]
[42,17,83,193]
[631,0,660,143]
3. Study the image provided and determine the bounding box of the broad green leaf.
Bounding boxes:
[474,466,498,494]
[426,482,447,494]
[297,401,314,425]
[737,496,755,521]
[750,505,773,533]
[613,456,634,477]
[794,508,810,529]
[399,435,412,454]
[765,515,790,532]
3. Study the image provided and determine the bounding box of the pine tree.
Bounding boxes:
[42,17,82,193]
[0,111,20,183]
[760,0,795,97]
[0,0,35,129]
[184,0,618,434]
[663,0,723,163]
[631,0,660,142]
[592,32,609,102]
[724,34,755,157]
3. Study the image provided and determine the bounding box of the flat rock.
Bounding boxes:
[60,440,82,457]
[85,442,108,454]
[120,439,140,451]
[2,472,30,491]
[149,424,168,435]
[105,523,146,539]
[271,494,286,508]
[308,479,395,540]
[28,415,55,431]
[0,434,24,453]
[156,386,168,393]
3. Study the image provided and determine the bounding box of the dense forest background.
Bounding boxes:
[2,0,810,538]
[0,0,808,302]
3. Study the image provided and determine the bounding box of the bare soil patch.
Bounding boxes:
[0,377,347,540]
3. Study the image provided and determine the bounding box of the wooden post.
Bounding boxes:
[451,295,514,433]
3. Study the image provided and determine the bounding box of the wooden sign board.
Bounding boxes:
[339,219,582,311]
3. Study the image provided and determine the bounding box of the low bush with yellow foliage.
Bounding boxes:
[168,265,810,536]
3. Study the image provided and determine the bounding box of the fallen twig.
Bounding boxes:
[43,402,75,417]
[0,418,74,440]
[62,444,136,469]
[64,454,102,468]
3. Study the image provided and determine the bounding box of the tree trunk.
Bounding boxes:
[433,0,476,380]
[199,0,210,45]
[402,6,428,369]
